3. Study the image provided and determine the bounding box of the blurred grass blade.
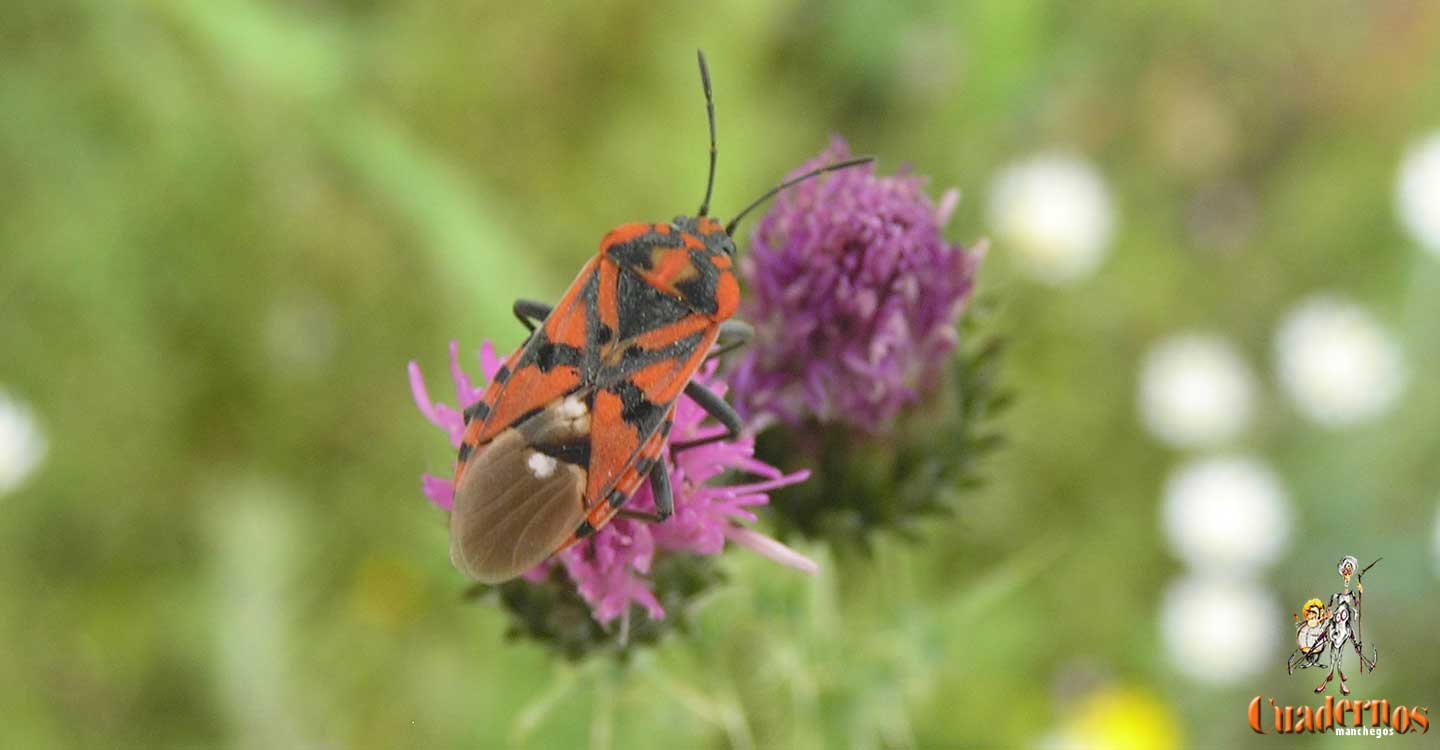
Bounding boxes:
[947,535,1067,622]
[509,667,580,743]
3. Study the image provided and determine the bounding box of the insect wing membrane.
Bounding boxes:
[450,419,587,583]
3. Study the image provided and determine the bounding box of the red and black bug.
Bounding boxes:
[447,51,871,583]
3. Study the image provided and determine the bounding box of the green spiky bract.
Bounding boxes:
[755,311,1010,553]
[465,554,726,661]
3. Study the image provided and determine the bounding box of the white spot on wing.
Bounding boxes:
[527,452,557,479]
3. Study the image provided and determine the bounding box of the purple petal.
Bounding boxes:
[731,138,979,433]
[422,474,454,512]
[448,340,478,407]
[478,341,503,381]
[408,361,442,426]
[521,564,551,583]
[725,526,819,575]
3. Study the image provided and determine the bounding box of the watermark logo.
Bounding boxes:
[1286,555,1377,694]
[1247,554,1429,736]
[1248,696,1428,737]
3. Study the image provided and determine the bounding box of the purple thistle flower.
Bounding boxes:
[408,341,814,625]
[730,137,983,434]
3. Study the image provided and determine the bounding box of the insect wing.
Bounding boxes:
[450,393,593,583]
[448,260,599,582]
[468,259,597,447]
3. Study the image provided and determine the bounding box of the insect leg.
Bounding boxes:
[670,381,743,453]
[649,458,674,520]
[512,299,554,332]
[616,459,674,523]
[707,319,753,360]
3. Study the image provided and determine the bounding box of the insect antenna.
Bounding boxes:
[724,156,875,237]
[696,50,719,218]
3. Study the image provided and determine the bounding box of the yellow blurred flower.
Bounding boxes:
[1056,687,1182,750]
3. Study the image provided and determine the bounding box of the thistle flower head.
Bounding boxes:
[728,138,1006,550]
[408,341,813,645]
[730,137,982,433]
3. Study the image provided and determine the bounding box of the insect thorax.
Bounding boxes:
[599,219,739,320]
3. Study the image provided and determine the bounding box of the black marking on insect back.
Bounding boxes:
[605,240,650,270]
[579,267,604,378]
[607,380,665,434]
[536,341,583,372]
[606,230,676,271]
[533,438,591,469]
[607,488,628,509]
[616,268,691,341]
[492,365,511,384]
[462,401,490,424]
[674,249,720,316]
[574,520,596,539]
[457,442,473,463]
[523,330,584,374]
[608,331,709,380]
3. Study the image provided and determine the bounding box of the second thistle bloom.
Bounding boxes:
[730,137,982,433]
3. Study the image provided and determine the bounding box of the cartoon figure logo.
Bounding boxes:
[1286,555,1380,695]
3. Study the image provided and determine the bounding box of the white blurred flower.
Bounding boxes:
[1159,574,1279,686]
[0,389,48,495]
[1139,334,1257,448]
[1396,133,1440,254]
[1162,456,1290,572]
[1274,295,1407,427]
[987,153,1115,284]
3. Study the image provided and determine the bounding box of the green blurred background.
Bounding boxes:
[4,1,1440,747]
